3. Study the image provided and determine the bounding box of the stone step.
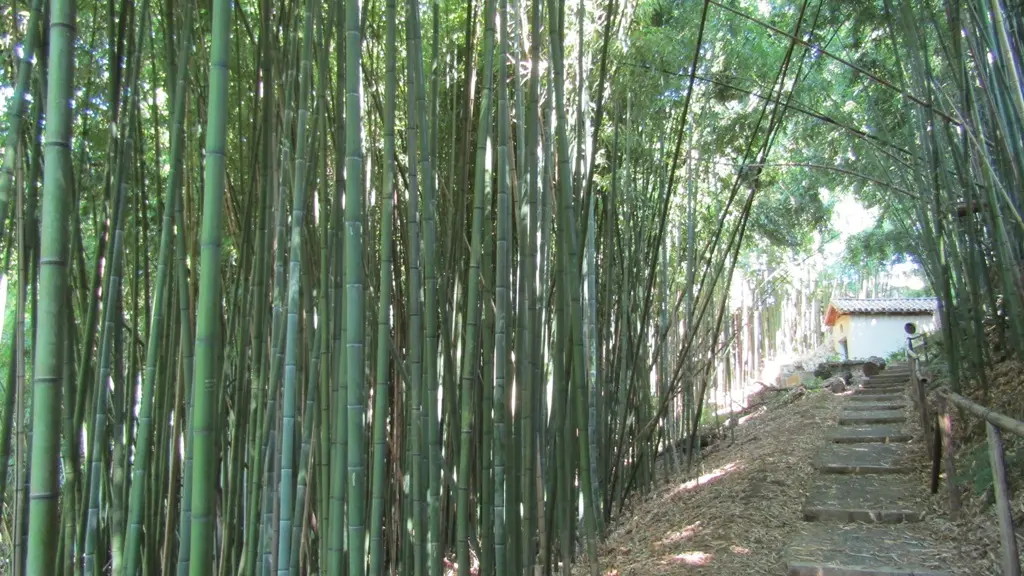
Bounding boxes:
[857,390,905,398]
[849,397,905,406]
[879,368,911,375]
[863,380,907,389]
[850,389,903,398]
[815,443,913,474]
[829,424,912,444]
[786,523,950,576]
[856,384,903,392]
[802,474,926,523]
[838,410,907,425]
[866,374,908,381]
[844,401,906,411]
[860,389,905,397]
[863,383,908,390]
[852,390,904,399]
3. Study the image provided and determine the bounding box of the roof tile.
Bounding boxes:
[830,297,937,315]
[824,297,937,326]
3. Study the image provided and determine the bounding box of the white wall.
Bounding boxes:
[839,313,935,359]
[830,316,851,357]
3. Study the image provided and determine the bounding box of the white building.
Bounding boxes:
[823,297,938,360]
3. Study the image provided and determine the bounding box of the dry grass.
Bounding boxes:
[577,390,841,575]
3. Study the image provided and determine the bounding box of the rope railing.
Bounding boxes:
[904,334,1022,576]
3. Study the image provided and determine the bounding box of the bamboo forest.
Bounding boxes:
[1,0,1024,573]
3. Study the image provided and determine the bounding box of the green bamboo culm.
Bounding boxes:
[24,0,76,571]
[493,0,511,568]
[83,135,128,576]
[245,7,287,572]
[403,3,441,574]
[277,0,316,569]
[289,12,332,573]
[404,6,428,574]
[344,0,366,573]
[187,0,232,572]
[174,136,199,576]
[327,0,349,569]
[456,0,496,571]
[368,0,397,569]
[0,0,43,248]
[547,0,600,572]
[242,0,275,568]
[401,8,426,575]
[83,0,154,570]
[518,0,542,568]
[313,9,334,568]
[123,3,194,573]
[0,325,17,515]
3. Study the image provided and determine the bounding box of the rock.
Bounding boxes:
[824,376,846,393]
[777,362,813,386]
[776,365,797,387]
[862,357,886,377]
[813,362,834,379]
[785,371,816,388]
[781,385,807,405]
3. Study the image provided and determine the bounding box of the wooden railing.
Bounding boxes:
[906,336,1022,576]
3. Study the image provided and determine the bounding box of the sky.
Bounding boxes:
[825,192,925,290]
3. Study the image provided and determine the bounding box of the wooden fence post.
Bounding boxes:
[931,413,941,494]
[912,357,933,456]
[937,396,961,520]
[987,422,1021,576]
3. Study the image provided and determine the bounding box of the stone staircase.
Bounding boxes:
[784,364,951,576]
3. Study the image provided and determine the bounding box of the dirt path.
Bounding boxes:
[586,390,840,575]
[585,366,1006,575]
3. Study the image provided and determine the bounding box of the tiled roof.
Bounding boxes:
[824,297,937,326]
